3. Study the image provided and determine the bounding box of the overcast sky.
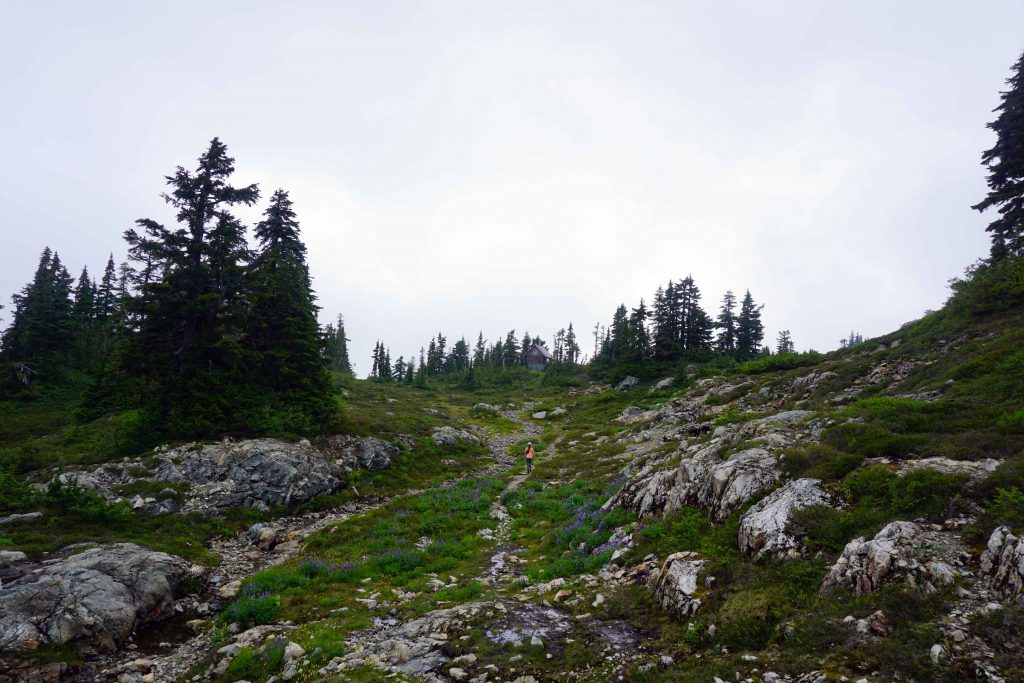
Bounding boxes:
[1,1,1020,373]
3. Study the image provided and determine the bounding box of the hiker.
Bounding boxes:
[524,441,535,473]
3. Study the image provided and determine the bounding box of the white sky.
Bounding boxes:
[1,1,1020,373]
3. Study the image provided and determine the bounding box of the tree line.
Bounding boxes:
[367,324,583,385]
[0,139,346,441]
[591,276,786,371]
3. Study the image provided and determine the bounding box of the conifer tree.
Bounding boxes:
[565,323,580,365]
[1,248,75,368]
[95,255,118,322]
[736,290,764,357]
[609,304,628,363]
[520,332,532,365]
[715,290,738,353]
[502,330,518,367]
[776,330,795,354]
[246,188,335,426]
[627,300,650,361]
[73,267,96,323]
[473,332,486,367]
[973,51,1024,259]
[121,138,260,435]
[325,314,352,375]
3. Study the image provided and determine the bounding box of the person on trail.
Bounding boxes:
[524,441,535,474]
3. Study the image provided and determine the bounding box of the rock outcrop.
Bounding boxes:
[895,457,1001,482]
[0,544,194,654]
[650,552,705,617]
[821,521,961,595]
[979,526,1024,604]
[326,435,397,472]
[608,446,779,521]
[738,478,836,558]
[152,438,343,512]
[614,376,639,392]
[431,426,479,446]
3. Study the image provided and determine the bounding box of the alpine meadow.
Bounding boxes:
[1,5,1024,683]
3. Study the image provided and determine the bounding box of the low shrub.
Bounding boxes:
[822,422,925,458]
[220,584,281,627]
[781,445,863,482]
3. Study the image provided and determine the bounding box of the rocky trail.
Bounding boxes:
[87,407,544,683]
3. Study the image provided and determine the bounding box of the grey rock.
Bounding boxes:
[432,426,479,447]
[472,403,499,414]
[531,411,547,420]
[897,457,1001,482]
[326,435,397,472]
[614,375,639,392]
[821,521,961,595]
[652,377,674,391]
[650,551,704,617]
[151,438,343,513]
[607,446,779,521]
[0,543,193,653]
[738,479,837,558]
[0,511,43,526]
[980,526,1024,604]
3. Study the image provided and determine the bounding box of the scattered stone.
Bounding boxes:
[532,411,547,420]
[473,403,499,414]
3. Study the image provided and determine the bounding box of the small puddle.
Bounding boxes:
[130,611,196,654]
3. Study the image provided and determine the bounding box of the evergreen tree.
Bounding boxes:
[246,188,335,425]
[627,300,650,361]
[502,330,518,367]
[1,248,75,368]
[736,290,764,357]
[715,290,738,353]
[326,313,352,375]
[393,356,406,381]
[973,51,1024,259]
[776,330,795,354]
[652,284,678,360]
[73,267,96,323]
[565,323,580,365]
[473,332,486,367]
[95,255,118,322]
[520,332,532,365]
[120,138,260,435]
[449,337,470,371]
[609,304,628,363]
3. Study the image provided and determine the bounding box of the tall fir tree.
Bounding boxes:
[246,188,336,427]
[736,290,765,357]
[715,290,738,353]
[776,329,795,354]
[973,51,1024,260]
[120,138,260,435]
[95,255,118,322]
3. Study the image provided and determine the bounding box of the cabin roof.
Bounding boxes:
[526,343,553,360]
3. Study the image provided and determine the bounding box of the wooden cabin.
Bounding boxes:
[524,343,553,371]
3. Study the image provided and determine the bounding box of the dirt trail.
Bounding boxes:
[91,405,542,682]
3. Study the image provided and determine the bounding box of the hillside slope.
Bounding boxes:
[0,258,1022,683]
